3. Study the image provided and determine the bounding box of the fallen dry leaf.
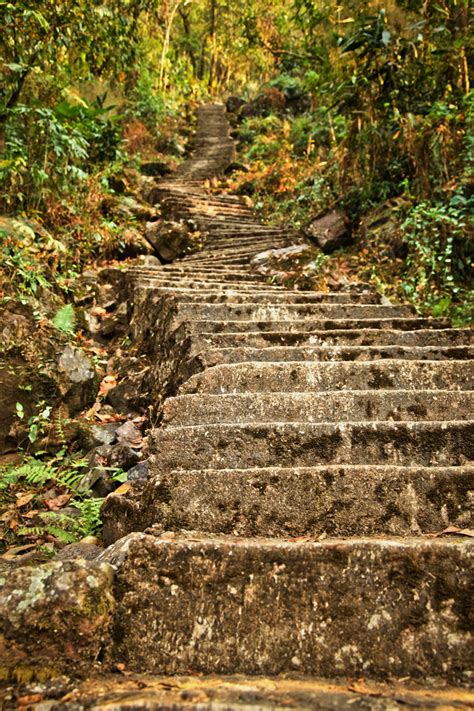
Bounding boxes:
[15,492,34,508]
[287,536,313,543]
[114,482,131,496]
[99,374,117,397]
[24,509,40,519]
[1,543,38,558]
[438,526,474,538]
[18,694,44,706]
[348,681,382,697]
[45,493,71,511]
[90,306,107,318]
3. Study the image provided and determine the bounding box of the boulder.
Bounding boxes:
[140,161,172,177]
[226,96,246,114]
[239,88,286,119]
[145,220,199,261]
[0,559,114,681]
[77,422,119,451]
[127,461,150,483]
[303,210,352,253]
[57,345,97,415]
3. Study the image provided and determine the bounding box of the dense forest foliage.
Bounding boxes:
[0,1,472,553]
[1,0,472,315]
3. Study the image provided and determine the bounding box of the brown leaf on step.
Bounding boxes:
[15,492,34,508]
[1,543,38,558]
[1,509,16,522]
[114,482,131,496]
[18,694,44,707]
[287,536,313,542]
[45,494,71,511]
[90,306,107,318]
[24,509,40,519]
[348,681,382,697]
[438,526,474,537]
[99,374,117,397]
[95,412,125,423]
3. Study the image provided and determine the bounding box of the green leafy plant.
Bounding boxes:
[52,304,76,335]
[15,400,52,444]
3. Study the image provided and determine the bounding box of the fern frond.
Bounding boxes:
[72,497,104,536]
[52,303,76,334]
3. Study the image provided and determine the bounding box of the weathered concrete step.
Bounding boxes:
[133,464,473,537]
[194,344,474,365]
[198,327,473,348]
[192,215,265,226]
[177,256,254,267]
[186,317,449,333]
[151,421,473,469]
[162,390,474,426]
[158,270,269,283]
[102,532,473,680]
[182,247,290,261]
[139,278,282,291]
[205,231,293,242]
[161,266,263,276]
[135,284,380,304]
[180,361,473,394]
[173,302,414,321]
[136,286,381,304]
[184,238,294,254]
[162,200,254,217]
[52,673,474,710]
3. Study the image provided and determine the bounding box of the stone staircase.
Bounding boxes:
[101,104,473,688]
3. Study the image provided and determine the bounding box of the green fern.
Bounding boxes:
[0,468,21,490]
[42,525,78,544]
[1,458,56,488]
[52,304,76,334]
[72,497,104,536]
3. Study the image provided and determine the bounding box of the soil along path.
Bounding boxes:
[100,104,473,681]
[2,104,473,706]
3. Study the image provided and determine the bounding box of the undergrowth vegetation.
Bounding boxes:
[0,0,472,555]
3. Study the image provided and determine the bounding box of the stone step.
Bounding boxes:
[161,266,264,276]
[162,390,474,426]
[179,361,473,395]
[172,302,414,321]
[187,317,449,333]
[195,344,474,364]
[151,421,473,469]
[185,239,294,254]
[198,327,473,348]
[56,673,474,710]
[130,464,473,537]
[135,286,381,304]
[138,278,283,291]
[156,270,270,283]
[102,531,473,680]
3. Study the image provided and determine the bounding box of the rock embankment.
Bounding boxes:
[1,104,472,707]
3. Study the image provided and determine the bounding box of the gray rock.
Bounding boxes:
[137,254,161,267]
[145,220,198,261]
[127,461,150,483]
[115,420,142,447]
[0,559,114,680]
[303,210,352,252]
[78,422,118,450]
[55,542,102,561]
[57,345,97,415]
